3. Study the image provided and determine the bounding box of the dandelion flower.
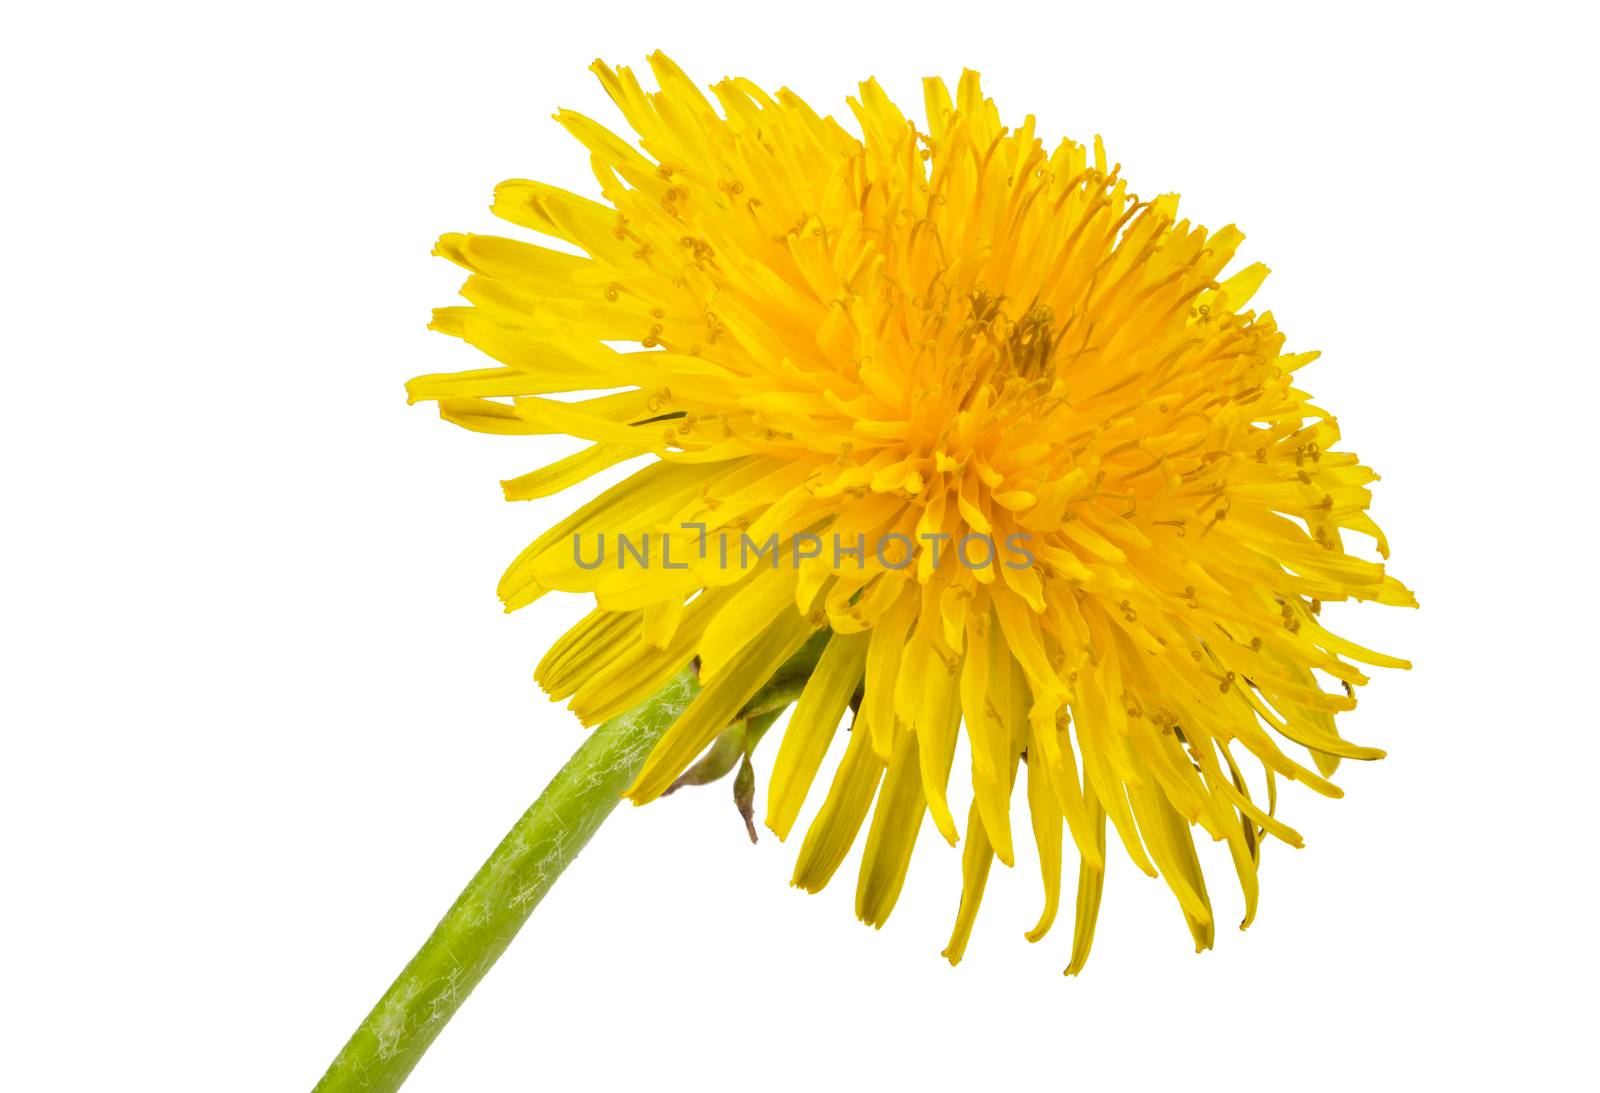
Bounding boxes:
[407,54,1414,971]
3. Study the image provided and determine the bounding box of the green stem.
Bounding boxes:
[312,667,699,1093]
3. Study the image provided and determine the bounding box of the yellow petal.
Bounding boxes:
[792,714,885,893]
[766,630,869,840]
[1065,789,1108,976]
[942,797,996,966]
[1023,753,1063,943]
[855,728,927,927]
[501,442,641,502]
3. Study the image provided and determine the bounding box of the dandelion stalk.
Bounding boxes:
[312,667,699,1093]
[314,634,827,1093]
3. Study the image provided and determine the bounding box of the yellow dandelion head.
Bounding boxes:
[410,53,1414,971]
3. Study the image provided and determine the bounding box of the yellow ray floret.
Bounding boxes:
[413,53,1414,972]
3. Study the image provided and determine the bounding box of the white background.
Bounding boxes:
[4,2,1596,1089]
